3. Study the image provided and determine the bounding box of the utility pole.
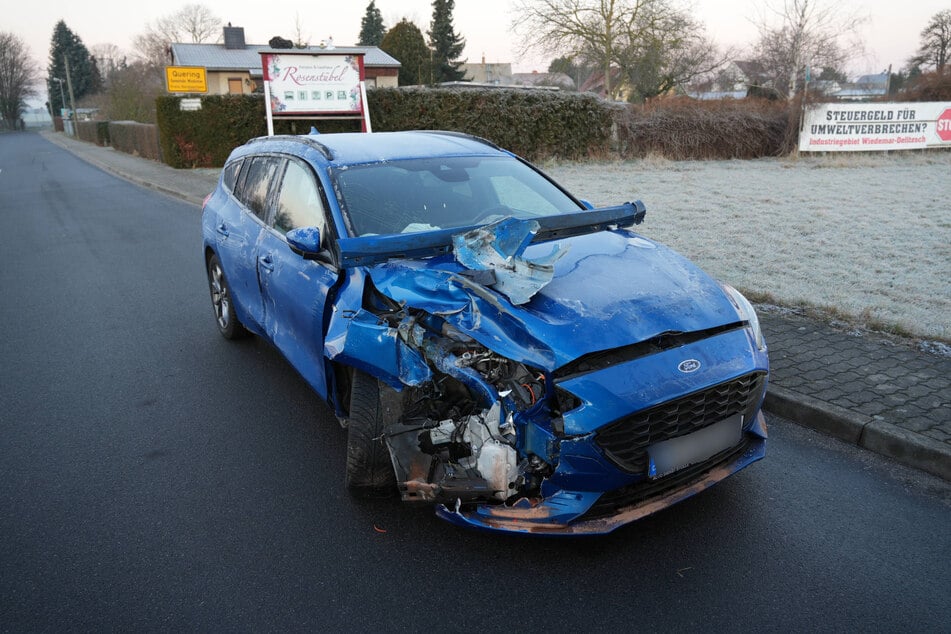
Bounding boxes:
[63,56,79,135]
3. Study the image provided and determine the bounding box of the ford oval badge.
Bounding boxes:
[678,359,701,373]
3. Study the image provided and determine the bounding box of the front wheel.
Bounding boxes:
[206,253,249,340]
[346,370,397,497]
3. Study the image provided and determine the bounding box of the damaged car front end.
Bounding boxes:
[202,131,768,536]
[324,209,767,535]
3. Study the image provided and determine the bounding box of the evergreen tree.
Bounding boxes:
[428,0,466,83]
[47,21,96,113]
[358,1,386,46]
[380,19,432,86]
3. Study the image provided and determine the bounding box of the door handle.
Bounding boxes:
[216,223,229,237]
[258,254,274,272]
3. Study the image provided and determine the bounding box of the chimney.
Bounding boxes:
[223,25,246,49]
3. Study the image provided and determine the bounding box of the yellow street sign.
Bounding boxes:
[165,66,207,93]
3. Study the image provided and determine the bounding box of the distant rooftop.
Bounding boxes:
[170,42,401,75]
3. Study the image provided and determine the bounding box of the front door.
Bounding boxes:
[257,158,339,398]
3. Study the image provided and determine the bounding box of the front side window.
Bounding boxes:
[333,156,582,236]
[273,160,328,242]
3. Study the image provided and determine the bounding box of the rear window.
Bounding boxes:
[333,156,581,236]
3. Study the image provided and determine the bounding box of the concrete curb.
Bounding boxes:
[765,386,951,481]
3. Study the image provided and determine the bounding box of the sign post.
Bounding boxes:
[259,51,370,135]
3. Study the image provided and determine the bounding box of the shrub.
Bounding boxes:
[369,87,613,160]
[154,90,805,167]
[156,89,612,167]
[109,121,162,161]
[613,97,793,160]
[897,70,951,102]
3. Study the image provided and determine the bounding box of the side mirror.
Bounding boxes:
[286,226,322,259]
[579,199,595,210]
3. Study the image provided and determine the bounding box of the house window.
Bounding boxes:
[228,78,243,94]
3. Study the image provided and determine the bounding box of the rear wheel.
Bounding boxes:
[207,253,249,340]
[346,370,397,496]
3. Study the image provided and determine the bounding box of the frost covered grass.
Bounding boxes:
[544,152,951,341]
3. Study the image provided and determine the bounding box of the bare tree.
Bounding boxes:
[99,60,166,123]
[89,43,126,85]
[751,0,866,99]
[910,9,951,73]
[614,7,728,101]
[133,4,222,66]
[0,31,39,127]
[292,13,311,48]
[512,0,631,98]
[512,0,723,100]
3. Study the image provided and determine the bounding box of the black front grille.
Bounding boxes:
[581,437,753,521]
[595,372,766,474]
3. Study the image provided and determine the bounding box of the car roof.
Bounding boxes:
[242,131,509,166]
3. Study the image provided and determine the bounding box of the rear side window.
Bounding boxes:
[222,160,242,193]
[236,156,280,220]
[273,160,328,241]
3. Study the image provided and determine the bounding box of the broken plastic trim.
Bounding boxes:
[336,202,646,268]
[452,217,568,305]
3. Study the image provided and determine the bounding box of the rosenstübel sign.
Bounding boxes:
[261,52,365,115]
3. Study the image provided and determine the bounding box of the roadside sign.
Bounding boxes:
[165,66,207,93]
[259,50,371,135]
[180,98,202,111]
[936,108,951,142]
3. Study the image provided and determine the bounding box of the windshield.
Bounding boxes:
[332,156,583,237]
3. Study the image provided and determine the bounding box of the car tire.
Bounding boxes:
[346,370,397,497]
[207,253,249,340]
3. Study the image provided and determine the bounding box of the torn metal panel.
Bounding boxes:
[452,217,568,305]
[366,261,558,370]
[324,269,431,388]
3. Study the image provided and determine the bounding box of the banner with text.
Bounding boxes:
[800,102,951,152]
[261,52,365,114]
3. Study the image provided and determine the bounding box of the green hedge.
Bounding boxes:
[155,89,797,168]
[156,89,613,168]
[368,87,613,160]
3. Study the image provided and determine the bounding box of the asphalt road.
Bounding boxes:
[2,132,949,632]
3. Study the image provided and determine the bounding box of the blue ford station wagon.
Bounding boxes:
[202,131,768,535]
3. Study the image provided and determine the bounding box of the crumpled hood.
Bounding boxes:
[366,229,741,371]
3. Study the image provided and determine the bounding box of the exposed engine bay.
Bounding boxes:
[377,308,560,506]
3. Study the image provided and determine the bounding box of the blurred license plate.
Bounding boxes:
[647,415,742,479]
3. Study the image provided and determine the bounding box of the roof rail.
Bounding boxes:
[247,134,335,160]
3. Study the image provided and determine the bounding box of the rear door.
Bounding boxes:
[215,155,282,332]
[257,157,339,399]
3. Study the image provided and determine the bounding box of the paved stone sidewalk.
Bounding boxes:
[761,308,950,480]
[38,129,951,480]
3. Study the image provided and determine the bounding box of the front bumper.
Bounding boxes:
[434,411,767,535]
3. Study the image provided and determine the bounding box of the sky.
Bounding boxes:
[13,0,949,104]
